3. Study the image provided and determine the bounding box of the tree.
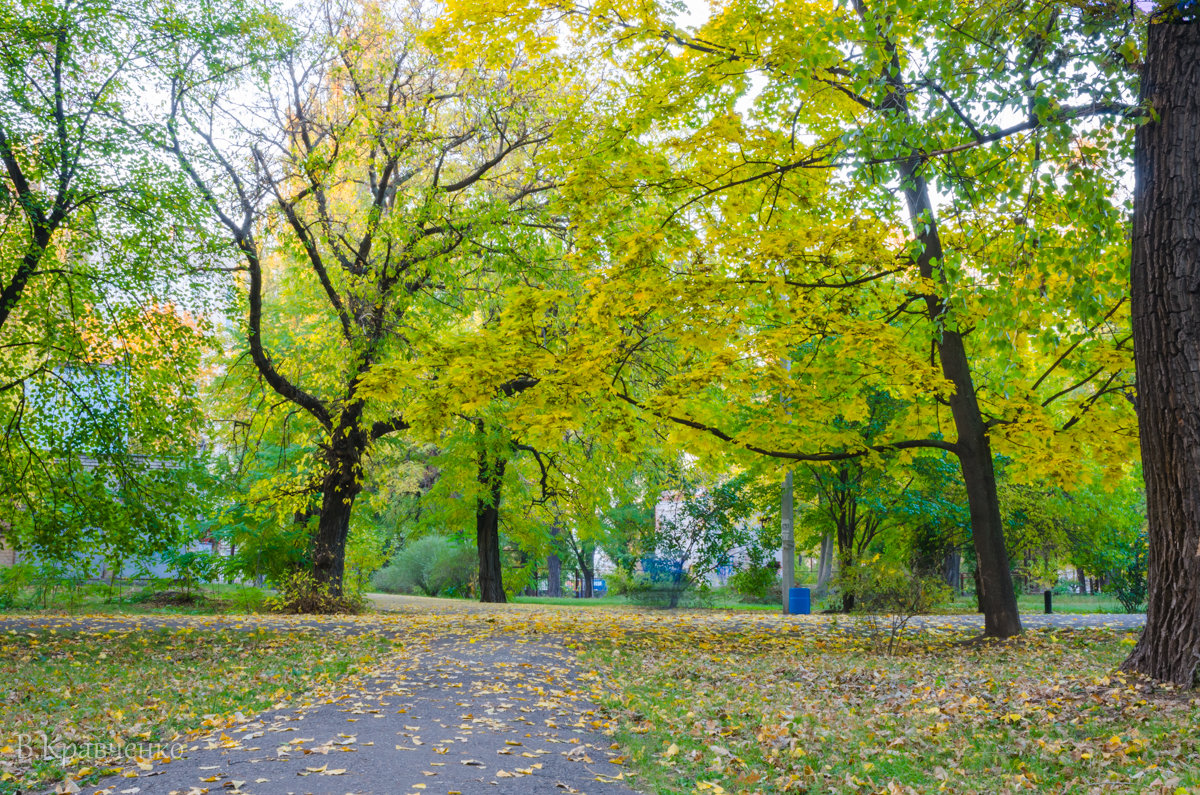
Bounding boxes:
[163,0,559,598]
[453,0,1141,637]
[1122,4,1200,687]
[0,0,218,562]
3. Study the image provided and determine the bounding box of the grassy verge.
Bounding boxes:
[0,623,395,794]
[586,620,1200,793]
[517,591,1132,615]
[1,581,278,616]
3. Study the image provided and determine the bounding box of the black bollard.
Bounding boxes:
[1044,589,1052,614]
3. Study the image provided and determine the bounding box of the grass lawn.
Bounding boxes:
[516,591,1132,615]
[1,581,273,615]
[582,617,1198,794]
[0,622,395,794]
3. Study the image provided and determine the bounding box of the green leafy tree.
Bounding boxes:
[0,0,220,562]
[162,0,571,600]
[451,0,1140,637]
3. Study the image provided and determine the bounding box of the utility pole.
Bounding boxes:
[781,470,794,614]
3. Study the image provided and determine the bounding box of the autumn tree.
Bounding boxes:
[0,0,221,561]
[450,0,1142,637]
[1122,3,1200,687]
[162,0,563,598]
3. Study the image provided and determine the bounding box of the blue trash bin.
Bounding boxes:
[788,587,811,615]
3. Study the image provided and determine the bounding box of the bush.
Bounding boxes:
[371,536,475,598]
[729,565,778,603]
[0,563,34,609]
[160,548,221,596]
[625,559,709,609]
[605,570,635,596]
[268,569,365,614]
[1105,529,1148,612]
[833,557,951,654]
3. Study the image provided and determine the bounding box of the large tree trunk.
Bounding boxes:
[572,541,595,598]
[944,352,1022,638]
[1123,14,1200,688]
[895,172,1021,638]
[311,419,367,598]
[476,437,508,603]
[547,520,562,597]
[860,0,1023,639]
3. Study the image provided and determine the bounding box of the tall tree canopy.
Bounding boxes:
[0,0,220,560]
[448,0,1141,637]
[163,0,578,597]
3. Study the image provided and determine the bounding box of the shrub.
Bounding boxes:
[625,558,708,609]
[729,565,778,603]
[833,556,951,654]
[605,570,635,596]
[268,569,365,614]
[371,536,475,598]
[160,548,221,596]
[1105,529,1148,612]
[0,563,34,609]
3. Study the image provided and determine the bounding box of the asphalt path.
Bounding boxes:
[8,612,640,795]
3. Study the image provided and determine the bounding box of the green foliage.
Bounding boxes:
[728,565,778,604]
[0,563,33,609]
[1101,528,1149,613]
[267,569,365,615]
[0,0,224,567]
[837,558,953,616]
[834,556,953,653]
[653,469,775,578]
[159,548,222,597]
[371,536,476,598]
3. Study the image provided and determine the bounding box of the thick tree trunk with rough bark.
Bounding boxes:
[1123,14,1200,688]
[311,415,367,597]
[476,440,508,603]
[547,520,562,597]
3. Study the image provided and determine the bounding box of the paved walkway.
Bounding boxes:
[72,625,637,795]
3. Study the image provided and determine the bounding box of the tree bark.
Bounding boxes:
[857,0,1023,639]
[476,434,508,603]
[1123,13,1200,688]
[816,531,834,597]
[546,552,562,597]
[311,413,368,598]
[943,548,961,593]
[893,160,1021,638]
[547,520,562,597]
[573,541,595,598]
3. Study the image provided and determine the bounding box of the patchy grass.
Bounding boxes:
[518,590,1132,616]
[936,593,1130,616]
[0,622,395,794]
[1,581,275,616]
[584,618,1200,794]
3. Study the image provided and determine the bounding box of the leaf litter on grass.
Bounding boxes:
[4,602,1197,795]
